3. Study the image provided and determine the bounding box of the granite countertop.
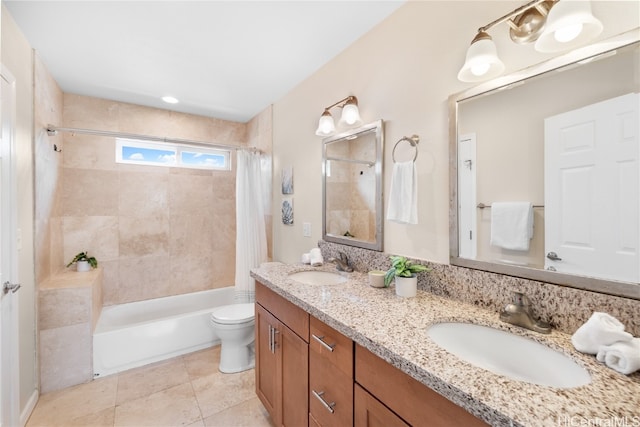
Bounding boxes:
[250,262,640,427]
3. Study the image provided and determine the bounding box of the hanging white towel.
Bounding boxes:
[490,202,534,251]
[386,160,418,225]
[596,338,640,375]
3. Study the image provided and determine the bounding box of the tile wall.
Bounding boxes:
[35,87,272,307]
[56,94,272,305]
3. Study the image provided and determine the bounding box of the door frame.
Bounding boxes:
[0,64,19,427]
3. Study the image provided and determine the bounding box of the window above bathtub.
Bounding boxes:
[116,138,231,171]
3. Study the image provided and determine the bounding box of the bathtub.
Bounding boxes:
[93,287,235,377]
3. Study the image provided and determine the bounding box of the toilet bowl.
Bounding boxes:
[210,303,255,373]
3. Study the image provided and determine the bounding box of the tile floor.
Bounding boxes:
[26,346,274,427]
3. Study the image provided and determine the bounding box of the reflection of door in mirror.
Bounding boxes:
[325,132,376,242]
[545,93,639,283]
[457,41,638,276]
[457,133,477,259]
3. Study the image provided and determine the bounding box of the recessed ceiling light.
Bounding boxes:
[162,96,179,104]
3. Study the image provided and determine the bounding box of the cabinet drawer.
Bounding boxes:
[309,350,353,427]
[355,345,488,427]
[256,280,309,342]
[310,316,353,378]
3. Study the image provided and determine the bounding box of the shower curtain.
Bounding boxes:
[235,150,269,303]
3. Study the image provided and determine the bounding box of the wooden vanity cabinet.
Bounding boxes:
[255,279,488,427]
[255,281,309,427]
[308,316,354,427]
[355,345,488,427]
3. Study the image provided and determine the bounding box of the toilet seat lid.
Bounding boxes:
[211,303,254,324]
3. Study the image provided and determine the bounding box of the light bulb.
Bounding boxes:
[341,104,359,125]
[554,23,583,43]
[471,63,490,77]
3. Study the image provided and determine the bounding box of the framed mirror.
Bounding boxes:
[323,119,384,251]
[450,30,640,300]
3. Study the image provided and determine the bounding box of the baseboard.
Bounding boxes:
[20,389,39,427]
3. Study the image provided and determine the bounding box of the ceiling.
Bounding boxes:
[4,1,405,123]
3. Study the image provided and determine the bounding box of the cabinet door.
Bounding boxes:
[255,304,280,424]
[355,384,409,427]
[280,324,309,427]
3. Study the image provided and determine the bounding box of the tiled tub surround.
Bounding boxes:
[319,241,640,337]
[36,94,273,307]
[251,262,640,426]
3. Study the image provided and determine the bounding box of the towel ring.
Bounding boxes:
[392,135,419,163]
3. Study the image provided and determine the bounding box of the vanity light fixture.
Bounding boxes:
[315,95,362,137]
[458,0,603,82]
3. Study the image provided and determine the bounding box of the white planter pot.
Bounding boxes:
[395,275,417,297]
[76,260,90,272]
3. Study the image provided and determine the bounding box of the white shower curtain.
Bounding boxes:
[235,150,269,303]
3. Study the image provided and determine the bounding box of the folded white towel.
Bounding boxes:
[309,248,323,267]
[386,160,418,225]
[596,338,640,375]
[571,312,633,355]
[490,202,534,251]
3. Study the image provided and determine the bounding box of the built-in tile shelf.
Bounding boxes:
[38,268,103,393]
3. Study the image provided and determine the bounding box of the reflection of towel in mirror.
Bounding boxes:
[490,202,533,250]
[387,161,418,224]
[596,338,640,375]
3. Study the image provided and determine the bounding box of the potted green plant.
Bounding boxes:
[384,255,431,297]
[66,251,98,272]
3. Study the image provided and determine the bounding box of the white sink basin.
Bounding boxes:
[288,270,348,286]
[427,322,591,388]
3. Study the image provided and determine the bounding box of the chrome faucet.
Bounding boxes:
[327,252,354,273]
[500,292,551,334]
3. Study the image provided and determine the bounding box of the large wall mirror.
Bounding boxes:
[323,120,384,251]
[450,30,639,300]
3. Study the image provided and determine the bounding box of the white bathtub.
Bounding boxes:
[93,287,235,377]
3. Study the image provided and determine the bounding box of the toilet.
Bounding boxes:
[210,303,255,373]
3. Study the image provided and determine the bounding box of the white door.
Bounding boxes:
[545,93,639,283]
[0,67,19,427]
[458,133,477,259]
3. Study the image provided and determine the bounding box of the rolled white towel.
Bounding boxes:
[596,338,640,375]
[301,253,311,264]
[309,248,323,267]
[571,312,633,355]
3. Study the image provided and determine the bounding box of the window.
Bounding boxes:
[116,138,231,171]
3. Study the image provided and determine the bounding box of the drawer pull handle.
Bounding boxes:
[312,334,335,352]
[312,390,335,413]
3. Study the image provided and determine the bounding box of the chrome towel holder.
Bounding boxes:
[392,134,419,163]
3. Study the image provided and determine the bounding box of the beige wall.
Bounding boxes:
[58,94,256,305]
[1,3,38,416]
[271,1,640,265]
[34,55,64,285]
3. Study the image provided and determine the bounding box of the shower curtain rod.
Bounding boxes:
[46,125,261,153]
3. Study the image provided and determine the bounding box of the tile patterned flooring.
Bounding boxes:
[26,346,273,427]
